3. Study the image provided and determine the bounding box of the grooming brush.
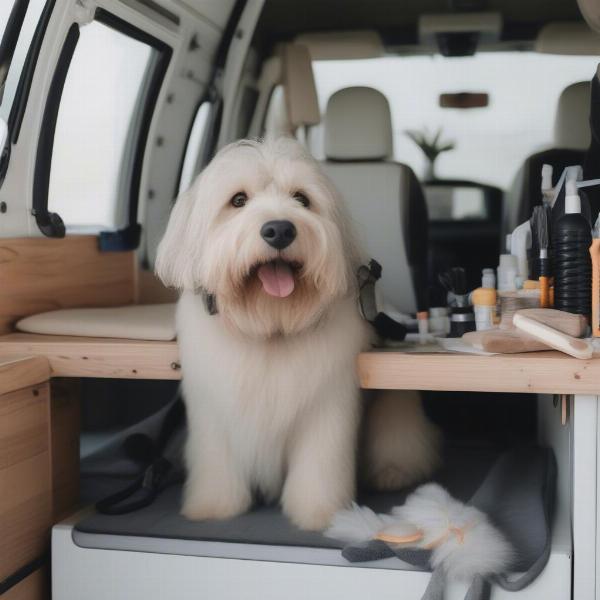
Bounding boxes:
[439,267,475,337]
[532,206,551,308]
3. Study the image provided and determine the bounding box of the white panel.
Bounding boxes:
[537,395,573,561]
[53,521,572,600]
[572,394,598,600]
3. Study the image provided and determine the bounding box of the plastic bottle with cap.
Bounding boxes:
[429,307,450,336]
[482,268,495,290]
[471,287,497,331]
[497,254,518,292]
[553,179,592,315]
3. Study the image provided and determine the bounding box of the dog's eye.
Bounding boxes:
[293,192,310,208]
[230,192,248,208]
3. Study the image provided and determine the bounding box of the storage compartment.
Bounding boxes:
[0,383,52,588]
[52,391,574,600]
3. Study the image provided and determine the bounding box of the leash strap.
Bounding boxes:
[96,398,185,515]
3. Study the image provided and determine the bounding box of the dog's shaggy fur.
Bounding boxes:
[156,138,440,530]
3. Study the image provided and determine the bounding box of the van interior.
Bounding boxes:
[1,0,600,598]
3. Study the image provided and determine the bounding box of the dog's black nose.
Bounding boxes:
[260,220,297,250]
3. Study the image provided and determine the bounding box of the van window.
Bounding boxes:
[178,101,210,194]
[46,20,159,232]
[313,52,599,189]
[0,0,49,121]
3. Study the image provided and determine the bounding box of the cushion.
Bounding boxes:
[16,303,176,341]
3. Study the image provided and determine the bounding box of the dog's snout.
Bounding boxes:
[260,220,297,250]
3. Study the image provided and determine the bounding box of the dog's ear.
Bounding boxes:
[155,187,199,289]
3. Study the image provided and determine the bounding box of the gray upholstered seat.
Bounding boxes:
[320,87,428,314]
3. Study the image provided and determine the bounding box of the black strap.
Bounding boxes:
[358,259,407,341]
[96,398,185,515]
[96,456,174,515]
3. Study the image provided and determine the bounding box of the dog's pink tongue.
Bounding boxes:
[258,261,295,298]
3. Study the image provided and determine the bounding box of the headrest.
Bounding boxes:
[554,81,591,150]
[535,22,600,55]
[324,87,393,161]
[578,0,600,33]
[282,45,320,130]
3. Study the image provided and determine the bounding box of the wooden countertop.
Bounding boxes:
[0,333,599,395]
[358,349,600,395]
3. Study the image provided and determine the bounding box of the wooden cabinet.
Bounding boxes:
[0,358,52,599]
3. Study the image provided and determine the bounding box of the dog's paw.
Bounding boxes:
[284,503,338,531]
[182,489,251,521]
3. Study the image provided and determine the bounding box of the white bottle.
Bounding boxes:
[497,254,518,292]
[482,268,495,289]
[429,307,450,336]
[510,220,532,283]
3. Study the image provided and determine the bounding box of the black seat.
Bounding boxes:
[507,81,591,233]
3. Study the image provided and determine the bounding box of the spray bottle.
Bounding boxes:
[553,179,592,316]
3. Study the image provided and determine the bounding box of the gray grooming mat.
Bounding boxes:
[73,444,555,579]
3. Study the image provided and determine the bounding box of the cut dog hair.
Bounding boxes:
[156,137,441,530]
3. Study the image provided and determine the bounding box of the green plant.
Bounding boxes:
[405,128,455,180]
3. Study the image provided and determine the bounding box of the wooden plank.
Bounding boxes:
[0,383,52,583]
[3,566,49,600]
[0,356,50,396]
[0,236,135,334]
[0,333,180,380]
[49,379,80,521]
[3,334,600,394]
[358,350,600,395]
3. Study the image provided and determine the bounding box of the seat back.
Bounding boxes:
[321,87,428,313]
[507,81,591,232]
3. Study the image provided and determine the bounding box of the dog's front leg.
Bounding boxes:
[282,380,359,531]
[182,408,251,521]
[363,389,442,491]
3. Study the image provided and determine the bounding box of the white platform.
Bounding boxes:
[52,511,572,600]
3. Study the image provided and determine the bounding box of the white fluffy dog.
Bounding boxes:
[156,137,440,531]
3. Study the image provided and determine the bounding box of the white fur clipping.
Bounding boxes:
[325,502,395,543]
[325,484,513,581]
[392,483,514,580]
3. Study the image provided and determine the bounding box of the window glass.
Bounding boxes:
[178,101,210,194]
[0,3,16,44]
[313,53,599,190]
[48,21,154,231]
[0,0,48,121]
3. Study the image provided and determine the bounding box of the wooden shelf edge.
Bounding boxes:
[358,350,600,395]
[0,355,51,395]
[0,334,180,380]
